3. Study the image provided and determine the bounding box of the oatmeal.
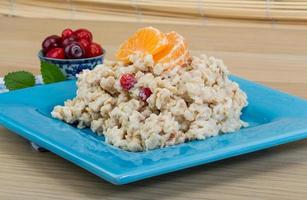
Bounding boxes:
[52,54,248,151]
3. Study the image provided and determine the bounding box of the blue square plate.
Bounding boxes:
[0,76,307,185]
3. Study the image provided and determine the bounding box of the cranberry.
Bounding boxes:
[42,35,61,54]
[46,48,65,59]
[120,73,137,90]
[74,28,93,42]
[61,35,77,47]
[64,42,85,59]
[86,42,103,57]
[79,39,91,56]
[61,28,74,39]
[139,87,152,101]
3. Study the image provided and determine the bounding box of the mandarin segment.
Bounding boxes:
[116,27,190,71]
[116,27,168,63]
[153,31,189,70]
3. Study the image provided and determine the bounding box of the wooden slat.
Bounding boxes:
[1,0,307,25]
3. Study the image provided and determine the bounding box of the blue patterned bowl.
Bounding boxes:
[38,50,105,79]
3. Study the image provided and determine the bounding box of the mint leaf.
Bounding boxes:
[4,71,35,90]
[41,61,66,84]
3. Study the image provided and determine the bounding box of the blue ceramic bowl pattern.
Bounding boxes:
[38,50,105,79]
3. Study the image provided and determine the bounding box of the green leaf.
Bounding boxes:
[41,61,66,84]
[4,71,35,90]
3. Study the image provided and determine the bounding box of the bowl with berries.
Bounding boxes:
[38,28,105,79]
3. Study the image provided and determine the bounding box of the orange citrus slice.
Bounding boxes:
[153,31,189,70]
[116,27,168,63]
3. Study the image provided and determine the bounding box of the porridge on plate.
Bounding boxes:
[51,27,248,152]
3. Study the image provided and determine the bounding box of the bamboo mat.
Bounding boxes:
[1,0,307,26]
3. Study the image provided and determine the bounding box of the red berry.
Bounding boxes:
[79,39,91,56]
[86,42,102,57]
[61,35,77,47]
[120,74,137,90]
[74,28,93,42]
[64,42,85,59]
[61,28,74,39]
[46,48,65,59]
[139,87,152,101]
[42,35,61,54]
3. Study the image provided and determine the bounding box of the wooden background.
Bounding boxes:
[0,15,307,199]
[2,0,307,26]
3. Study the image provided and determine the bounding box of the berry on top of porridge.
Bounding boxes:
[51,27,248,152]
